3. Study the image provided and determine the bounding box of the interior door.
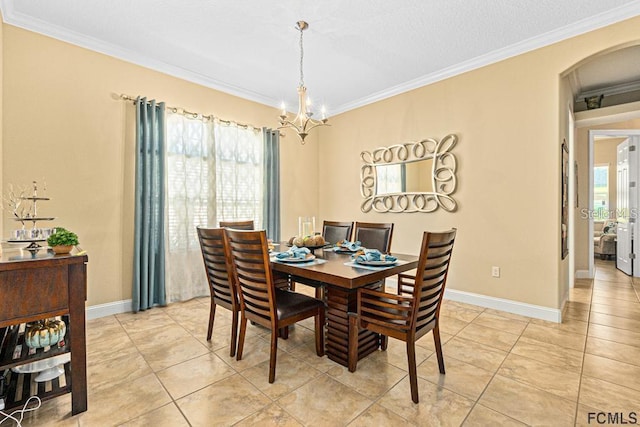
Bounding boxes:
[617,138,632,275]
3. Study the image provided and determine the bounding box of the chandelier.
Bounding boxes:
[278,21,329,144]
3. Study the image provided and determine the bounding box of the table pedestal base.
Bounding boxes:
[325,286,380,367]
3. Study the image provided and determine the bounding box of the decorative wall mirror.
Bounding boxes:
[360,134,458,213]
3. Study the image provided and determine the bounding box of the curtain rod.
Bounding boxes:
[118,94,284,137]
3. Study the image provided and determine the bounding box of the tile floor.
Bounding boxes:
[11,259,640,426]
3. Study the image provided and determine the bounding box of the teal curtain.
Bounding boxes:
[133,97,166,312]
[401,163,407,192]
[263,128,280,242]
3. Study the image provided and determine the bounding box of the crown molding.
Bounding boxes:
[2,1,640,115]
[330,2,640,115]
[577,80,640,100]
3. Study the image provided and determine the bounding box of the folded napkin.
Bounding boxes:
[338,240,362,251]
[354,249,397,263]
[276,245,311,260]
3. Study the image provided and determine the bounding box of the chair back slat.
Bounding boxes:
[220,220,255,230]
[354,222,394,253]
[411,230,456,333]
[359,290,412,332]
[197,227,238,310]
[225,229,276,329]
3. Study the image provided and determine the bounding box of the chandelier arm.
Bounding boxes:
[278,120,304,134]
[303,120,331,134]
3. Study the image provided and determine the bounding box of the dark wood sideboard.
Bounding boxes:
[0,250,88,415]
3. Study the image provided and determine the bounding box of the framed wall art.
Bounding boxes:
[561,139,569,260]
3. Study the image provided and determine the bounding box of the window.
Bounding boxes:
[376,164,403,194]
[593,164,609,220]
[214,124,263,227]
[166,114,263,252]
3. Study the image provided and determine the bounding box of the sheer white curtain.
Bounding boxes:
[164,114,264,303]
[165,113,216,302]
[214,123,263,226]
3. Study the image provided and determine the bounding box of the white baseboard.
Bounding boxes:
[86,300,132,320]
[443,289,562,322]
[575,269,592,279]
[89,286,563,323]
[385,277,562,322]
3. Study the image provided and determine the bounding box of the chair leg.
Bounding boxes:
[290,281,296,291]
[269,329,278,383]
[278,326,289,339]
[229,310,238,357]
[207,300,216,341]
[315,286,324,300]
[348,313,359,372]
[407,340,419,403]
[433,324,445,374]
[380,334,388,351]
[315,309,325,356]
[236,315,247,361]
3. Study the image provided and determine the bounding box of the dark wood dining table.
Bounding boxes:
[270,244,419,368]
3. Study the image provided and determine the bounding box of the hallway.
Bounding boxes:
[569,258,640,425]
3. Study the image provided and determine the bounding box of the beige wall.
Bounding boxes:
[3,15,640,312]
[574,118,640,271]
[0,10,3,242]
[1,25,319,306]
[318,16,640,309]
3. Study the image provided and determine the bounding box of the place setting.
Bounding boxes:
[328,239,362,253]
[344,248,405,270]
[271,245,326,265]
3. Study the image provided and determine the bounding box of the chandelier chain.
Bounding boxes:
[299,25,304,87]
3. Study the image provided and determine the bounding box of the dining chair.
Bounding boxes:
[347,229,456,403]
[322,220,354,244]
[290,220,354,299]
[224,229,325,383]
[219,219,254,230]
[219,219,291,291]
[353,222,394,253]
[196,227,240,357]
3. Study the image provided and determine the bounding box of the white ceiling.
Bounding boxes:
[2,0,640,116]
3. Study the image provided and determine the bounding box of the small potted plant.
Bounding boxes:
[47,227,79,254]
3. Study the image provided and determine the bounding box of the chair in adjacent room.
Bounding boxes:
[322,220,354,245]
[353,221,394,253]
[224,229,325,383]
[347,229,456,403]
[196,227,240,357]
[219,219,254,230]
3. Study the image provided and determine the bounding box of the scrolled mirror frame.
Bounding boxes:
[360,134,458,213]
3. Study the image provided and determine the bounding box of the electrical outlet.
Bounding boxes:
[491,266,500,278]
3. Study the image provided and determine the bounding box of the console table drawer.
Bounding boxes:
[0,266,69,325]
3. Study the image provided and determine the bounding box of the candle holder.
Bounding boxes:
[298,216,316,237]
